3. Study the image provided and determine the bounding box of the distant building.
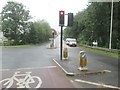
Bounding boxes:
[0,32,3,45]
[51,28,57,36]
[0,32,3,38]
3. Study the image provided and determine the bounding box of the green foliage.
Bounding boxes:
[1,1,31,45]
[64,2,119,49]
[0,16,1,32]
[1,1,52,45]
[64,27,73,39]
[28,20,51,44]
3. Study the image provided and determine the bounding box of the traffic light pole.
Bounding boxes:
[60,26,63,61]
[59,10,73,61]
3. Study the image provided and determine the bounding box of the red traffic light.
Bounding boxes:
[60,10,64,16]
[59,10,65,26]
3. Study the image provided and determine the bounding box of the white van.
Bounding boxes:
[66,38,71,45]
[66,38,77,47]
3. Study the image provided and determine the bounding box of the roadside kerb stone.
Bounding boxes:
[53,59,107,76]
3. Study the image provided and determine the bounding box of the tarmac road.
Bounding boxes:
[1,43,58,69]
[0,40,75,88]
[0,36,119,88]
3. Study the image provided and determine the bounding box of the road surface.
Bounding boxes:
[0,35,119,88]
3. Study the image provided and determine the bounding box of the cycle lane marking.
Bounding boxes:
[0,66,74,88]
[0,66,57,88]
[0,71,42,88]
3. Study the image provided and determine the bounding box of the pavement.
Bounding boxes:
[51,37,119,89]
[52,37,112,76]
[53,56,107,76]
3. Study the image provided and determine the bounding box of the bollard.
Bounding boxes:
[50,42,54,48]
[78,51,87,71]
[63,47,68,60]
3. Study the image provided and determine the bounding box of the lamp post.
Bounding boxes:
[109,0,113,49]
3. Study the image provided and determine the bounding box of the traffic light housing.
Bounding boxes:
[68,13,73,27]
[59,10,64,26]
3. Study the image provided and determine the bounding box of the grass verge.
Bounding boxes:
[0,45,33,48]
[80,45,119,58]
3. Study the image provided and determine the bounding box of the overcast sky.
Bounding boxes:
[0,0,88,31]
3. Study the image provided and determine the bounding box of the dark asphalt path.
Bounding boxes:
[0,66,74,88]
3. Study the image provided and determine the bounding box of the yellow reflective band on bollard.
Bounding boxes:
[78,51,87,71]
[80,58,87,67]
[63,47,68,60]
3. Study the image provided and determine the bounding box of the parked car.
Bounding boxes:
[66,38,77,47]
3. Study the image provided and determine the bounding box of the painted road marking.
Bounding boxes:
[70,80,74,83]
[0,69,9,71]
[75,79,120,89]
[0,71,42,88]
[41,66,57,69]
[103,70,111,73]
[0,66,57,71]
[0,66,75,88]
[17,66,57,70]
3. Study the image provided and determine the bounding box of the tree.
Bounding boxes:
[64,2,119,49]
[0,16,2,32]
[28,20,51,44]
[1,1,31,45]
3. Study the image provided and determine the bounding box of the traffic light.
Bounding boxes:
[59,10,64,26]
[68,13,73,27]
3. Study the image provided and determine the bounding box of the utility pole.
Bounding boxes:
[109,0,113,49]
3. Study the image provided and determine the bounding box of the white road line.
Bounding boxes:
[17,66,57,70]
[0,66,57,71]
[17,68,32,70]
[75,79,120,89]
[0,69,10,71]
[70,80,74,83]
[103,70,111,73]
[40,66,57,69]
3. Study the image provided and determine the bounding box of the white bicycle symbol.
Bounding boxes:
[0,71,42,88]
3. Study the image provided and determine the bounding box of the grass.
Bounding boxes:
[0,45,33,48]
[80,45,119,58]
